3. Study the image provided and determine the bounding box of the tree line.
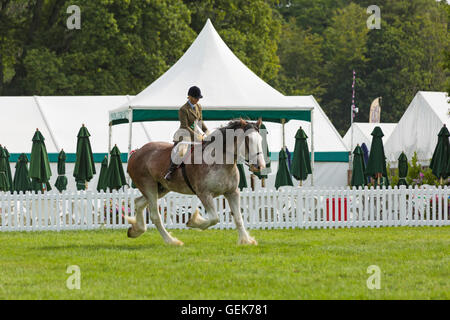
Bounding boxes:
[0,0,448,134]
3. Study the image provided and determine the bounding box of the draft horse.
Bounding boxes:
[126,119,266,246]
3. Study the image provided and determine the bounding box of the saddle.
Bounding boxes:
[171,141,202,160]
[170,141,205,195]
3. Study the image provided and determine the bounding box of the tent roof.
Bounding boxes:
[384,91,450,162]
[0,95,154,158]
[420,91,450,124]
[343,122,397,151]
[109,19,312,125]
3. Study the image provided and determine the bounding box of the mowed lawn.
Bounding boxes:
[0,226,448,299]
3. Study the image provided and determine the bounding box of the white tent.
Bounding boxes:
[0,95,154,190]
[109,19,315,184]
[343,122,397,151]
[0,95,154,154]
[116,96,348,187]
[384,91,450,164]
[110,19,312,115]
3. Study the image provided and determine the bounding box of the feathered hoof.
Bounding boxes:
[127,226,144,239]
[186,209,202,229]
[167,238,184,246]
[238,237,258,245]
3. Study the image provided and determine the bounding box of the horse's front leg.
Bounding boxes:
[187,193,219,230]
[224,190,257,245]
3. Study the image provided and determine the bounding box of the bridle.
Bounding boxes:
[243,132,263,172]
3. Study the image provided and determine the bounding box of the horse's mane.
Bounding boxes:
[204,119,260,147]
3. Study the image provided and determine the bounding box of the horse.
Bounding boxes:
[126,118,266,246]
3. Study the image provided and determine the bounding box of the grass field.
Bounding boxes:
[0,226,448,299]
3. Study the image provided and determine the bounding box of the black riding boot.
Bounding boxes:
[164,160,179,181]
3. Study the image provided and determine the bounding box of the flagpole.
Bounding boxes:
[350,70,356,173]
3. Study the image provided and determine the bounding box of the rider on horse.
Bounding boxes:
[164,86,209,181]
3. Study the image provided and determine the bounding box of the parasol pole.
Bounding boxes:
[127,107,133,187]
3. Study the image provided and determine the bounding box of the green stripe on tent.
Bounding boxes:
[111,109,311,125]
[10,153,129,163]
[269,151,349,162]
[11,151,347,163]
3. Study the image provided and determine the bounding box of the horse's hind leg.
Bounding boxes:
[187,194,219,230]
[145,183,184,246]
[224,190,257,245]
[127,196,148,238]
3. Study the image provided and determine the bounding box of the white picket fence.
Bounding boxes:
[0,186,449,232]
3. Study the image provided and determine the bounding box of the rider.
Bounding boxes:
[164,86,209,181]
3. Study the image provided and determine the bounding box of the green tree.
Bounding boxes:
[362,0,450,125]
[321,3,369,134]
[273,18,326,97]
[276,0,348,34]
[3,0,196,95]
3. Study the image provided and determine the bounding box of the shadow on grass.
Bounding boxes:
[37,243,161,251]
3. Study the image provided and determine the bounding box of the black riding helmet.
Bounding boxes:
[188,86,203,99]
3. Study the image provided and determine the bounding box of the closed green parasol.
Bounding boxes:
[3,147,13,192]
[106,145,127,191]
[351,145,367,188]
[365,126,389,187]
[291,127,311,185]
[73,125,96,190]
[398,152,408,186]
[13,153,31,192]
[237,163,248,190]
[29,129,52,192]
[97,156,109,192]
[0,147,10,191]
[429,125,450,183]
[254,124,271,181]
[275,148,293,189]
[55,150,68,192]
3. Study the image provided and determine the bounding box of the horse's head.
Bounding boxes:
[230,118,266,173]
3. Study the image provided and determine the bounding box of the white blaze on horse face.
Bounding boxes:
[247,130,266,169]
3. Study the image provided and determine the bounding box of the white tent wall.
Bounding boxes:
[37,96,138,153]
[384,91,450,165]
[0,95,138,155]
[0,96,57,153]
[0,96,139,192]
[238,161,348,189]
[343,122,397,151]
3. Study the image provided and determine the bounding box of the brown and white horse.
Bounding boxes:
[126,119,266,246]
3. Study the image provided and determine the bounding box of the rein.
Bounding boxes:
[177,131,263,192]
